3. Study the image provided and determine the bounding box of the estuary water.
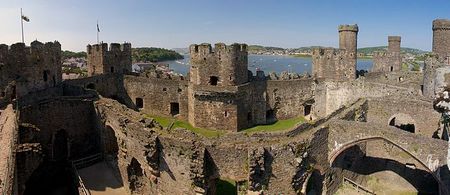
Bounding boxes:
[162,54,373,76]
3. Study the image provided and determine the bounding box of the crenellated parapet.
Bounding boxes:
[312,47,356,81]
[0,41,62,99]
[189,43,248,86]
[87,42,132,76]
[338,24,359,32]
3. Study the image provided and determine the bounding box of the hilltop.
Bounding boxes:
[246,45,428,57]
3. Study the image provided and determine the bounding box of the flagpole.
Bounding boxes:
[97,20,99,44]
[21,8,24,43]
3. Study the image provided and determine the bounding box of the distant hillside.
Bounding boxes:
[132,47,184,63]
[357,46,428,55]
[172,48,189,55]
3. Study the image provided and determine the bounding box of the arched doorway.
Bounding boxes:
[53,129,69,161]
[388,113,416,133]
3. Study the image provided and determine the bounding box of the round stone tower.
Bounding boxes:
[433,19,450,58]
[338,24,358,55]
[388,36,401,53]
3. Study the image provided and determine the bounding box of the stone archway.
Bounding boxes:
[329,137,443,194]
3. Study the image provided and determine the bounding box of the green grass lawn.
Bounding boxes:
[144,114,306,136]
[143,114,225,138]
[242,116,306,134]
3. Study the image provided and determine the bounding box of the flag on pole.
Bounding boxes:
[97,22,100,32]
[21,15,30,22]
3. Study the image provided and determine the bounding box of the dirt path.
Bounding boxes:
[78,162,127,195]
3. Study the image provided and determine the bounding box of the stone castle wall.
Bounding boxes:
[0,41,62,100]
[123,75,189,119]
[87,43,132,76]
[312,48,356,81]
[266,79,315,120]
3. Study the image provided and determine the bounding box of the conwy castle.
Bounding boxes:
[0,19,450,195]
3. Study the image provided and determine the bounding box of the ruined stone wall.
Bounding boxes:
[372,36,402,72]
[423,54,446,99]
[312,48,356,81]
[372,51,402,72]
[266,78,315,120]
[122,75,189,118]
[95,97,318,195]
[0,105,18,195]
[189,43,248,87]
[0,41,62,100]
[366,98,440,137]
[87,43,132,76]
[433,19,450,58]
[63,74,122,99]
[19,98,99,159]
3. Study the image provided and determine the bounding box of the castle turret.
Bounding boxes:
[432,19,450,59]
[189,43,248,86]
[338,24,358,80]
[0,41,62,100]
[188,43,251,131]
[87,42,132,76]
[338,24,358,55]
[388,36,401,53]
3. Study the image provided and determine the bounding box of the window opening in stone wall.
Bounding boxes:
[136,98,144,109]
[111,66,115,73]
[209,76,219,86]
[43,70,48,81]
[170,102,180,116]
[86,83,95,89]
[304,104,312,116]
[247,112,252,121]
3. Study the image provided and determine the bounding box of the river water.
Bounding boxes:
[158,54,373,76]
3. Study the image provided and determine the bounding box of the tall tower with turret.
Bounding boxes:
[312,24,358,81]
[433,19,450,59]
[188,43,252,131]
[372,36,402,72]
[338,24,358,80]
[87,42,132,76]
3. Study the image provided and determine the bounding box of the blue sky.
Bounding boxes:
[0,0,449,51]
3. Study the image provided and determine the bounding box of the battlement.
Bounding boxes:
[86,42,132,76]
[338,24,359,32]
[189,43,247,57]
[312,47,352,57]
[388,36,401,42]
[312,47,356,80]
[189,42,249,86]
[87,42,131,54]
[433,19,450,30]
[0,41,61,64]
